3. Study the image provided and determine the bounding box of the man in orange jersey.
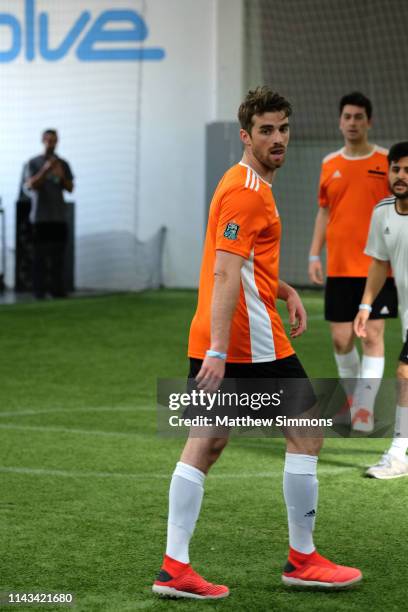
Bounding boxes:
[153,87,361,600]
[309,92,398,432]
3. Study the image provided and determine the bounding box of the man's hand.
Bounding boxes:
[52,161,65,179]
[308,259,324,285]
[42,156,58,174]
[354,309,370,338]
[195,356,225,392]
[286,289,307,338]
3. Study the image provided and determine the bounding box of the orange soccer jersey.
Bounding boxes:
[319,145,390,277]
[188,162,294,363]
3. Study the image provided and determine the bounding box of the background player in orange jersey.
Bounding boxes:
[308,92,398,432]
[152,87,361,600]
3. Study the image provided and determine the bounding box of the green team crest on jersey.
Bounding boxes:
[224,222,240,240]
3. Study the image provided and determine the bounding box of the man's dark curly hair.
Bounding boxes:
[339,91,372,119]
[238,86,292,134]
[388,141,408,164]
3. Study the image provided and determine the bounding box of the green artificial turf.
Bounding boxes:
[0,291,406,611]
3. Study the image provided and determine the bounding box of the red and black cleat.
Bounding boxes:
[152,555,229,600]
[282,547,362,589]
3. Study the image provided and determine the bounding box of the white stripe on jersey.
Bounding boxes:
[241,249,276,362]
[322,148,343,164]
[245,167,251,188]
[239,161,272,188]
[322,144,388,165]
[244,166,260,191]
[375,145,388,156]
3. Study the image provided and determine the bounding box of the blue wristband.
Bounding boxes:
[206,349,227,360]
[359,303,372,312]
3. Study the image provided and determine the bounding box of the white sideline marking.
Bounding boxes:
[0,466,352,480]
[0,406,152,418]
[0,423,145,438]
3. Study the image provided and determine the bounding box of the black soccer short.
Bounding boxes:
[399,331,408,365]
[187,354,317,419]
[325,277,398,322]
[189,353,309,380]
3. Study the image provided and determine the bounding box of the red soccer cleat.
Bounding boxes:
[152,555,229,599]
[352,407,374,432]
[282,547,362,588]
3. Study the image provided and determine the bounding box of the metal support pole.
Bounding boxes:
[0,198,5,291]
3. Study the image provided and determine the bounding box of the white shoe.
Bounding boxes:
[366,452,408,479]
[352,408,374,433]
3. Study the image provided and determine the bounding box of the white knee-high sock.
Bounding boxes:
[360,355,384,380]
[388,406,408,461]
[283,453,318,554]
[352,355,384,414]
[334,347,360,399]
[166,462,205,563]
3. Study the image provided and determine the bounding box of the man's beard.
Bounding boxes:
[392,184,408,199]
[253,147,285,171]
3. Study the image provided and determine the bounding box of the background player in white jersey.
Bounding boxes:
[309,92,397,432]
[355,142,408,478]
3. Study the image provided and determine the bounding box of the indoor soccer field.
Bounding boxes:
[0,290,406,611]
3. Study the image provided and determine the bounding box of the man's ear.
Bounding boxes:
[240,128,251,146]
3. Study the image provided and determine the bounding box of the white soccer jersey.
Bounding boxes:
[365,195,408,338]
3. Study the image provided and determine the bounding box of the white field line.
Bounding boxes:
[0,465,353,480]
[0,423,146,438]
[0,406,153,418]
[0,422,351,444]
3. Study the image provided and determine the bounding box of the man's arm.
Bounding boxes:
[61,176,74,192]
[195,250,243,392]
[26,158,74,192]
[354,258,389,338]
[61,176,74,193]
[308,207,329,284]
[278,280,307,338]
[26,158,56,190]
[53,161,74,192]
